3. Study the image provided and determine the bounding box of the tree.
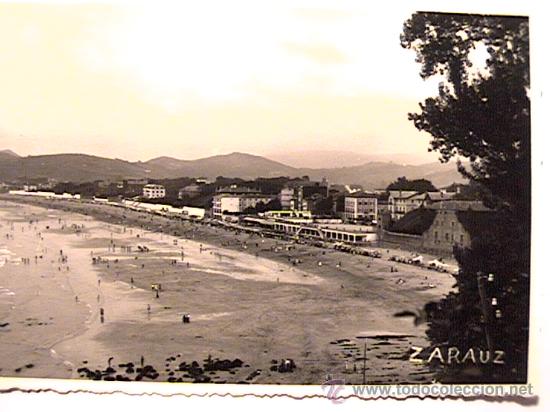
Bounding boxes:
[264,198,282,211]
[450,181,487,201]
[312,195,334,216]
[386,176,437,192]
[401,13,529,215]
[243,198,282,215]
[401,12,530,383]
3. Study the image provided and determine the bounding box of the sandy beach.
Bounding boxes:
[0,197,456,384]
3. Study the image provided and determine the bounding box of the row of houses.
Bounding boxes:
[238,197,488,253]
[339,188,456,223]
[7,190,206,220]
[9,185,488,255]
[388,190,454,220]
[120,199,205,219]
[93,177,456,226]
[209,181,459,224]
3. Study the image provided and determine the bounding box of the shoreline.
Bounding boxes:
[0,196,456,384]
[0,194,457,270]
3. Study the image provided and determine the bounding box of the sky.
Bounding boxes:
[0,0,529,162]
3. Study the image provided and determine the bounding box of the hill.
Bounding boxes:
[301,161,464,189]
[267,150,440,168]
[143,152,296,180]
[0,150,465,188]
[0,154,153,182]
[0,149,20,158]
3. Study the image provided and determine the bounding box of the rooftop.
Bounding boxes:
[426,200,491,211]
[216,185,261,194]
[215,193,273,199]
[388,190,419,199]
[345,191,377,199]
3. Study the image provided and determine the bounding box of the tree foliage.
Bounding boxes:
[243,198,282,214]
[401,12,530,214]
[386,176,437,192]
[401,12,530,383]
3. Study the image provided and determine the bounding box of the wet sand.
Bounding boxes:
[0,197,456,384]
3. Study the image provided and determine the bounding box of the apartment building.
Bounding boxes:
[212,193,275,217]
[142,184,166,199]
[344,191,378,221]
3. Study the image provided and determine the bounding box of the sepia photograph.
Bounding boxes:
[0,0,539,404]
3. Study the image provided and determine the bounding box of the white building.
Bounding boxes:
[243,216,378,244]
[279,180,328,211]
[212,194,274,217]
[279,187,295,210]
[142,184,166,199]
[388,190,454,221]
[388,190,419,220]
[344,192,378,220]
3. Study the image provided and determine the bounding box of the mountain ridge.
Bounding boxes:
[0,150,465,189]
[266,150,441,168]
